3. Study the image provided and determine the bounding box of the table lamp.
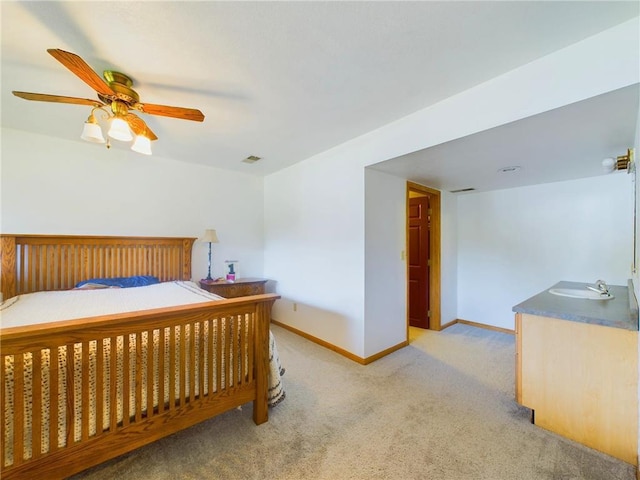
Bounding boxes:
[199,229,219,281]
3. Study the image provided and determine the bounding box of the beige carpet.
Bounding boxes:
[72,323,635,480]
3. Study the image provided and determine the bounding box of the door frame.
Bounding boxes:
[406,181,441,333]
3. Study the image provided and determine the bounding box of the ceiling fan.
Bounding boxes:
[12,48,205,155]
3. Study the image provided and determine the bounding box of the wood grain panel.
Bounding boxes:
[519,313,638,464]
[0,235,196,299]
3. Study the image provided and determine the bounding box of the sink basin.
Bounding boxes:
[548,288,614,300]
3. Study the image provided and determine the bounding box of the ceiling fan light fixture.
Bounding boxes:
[80,114,106,143]
[131,134,152,155]
[108,116,133,142]
[15,48,205,156]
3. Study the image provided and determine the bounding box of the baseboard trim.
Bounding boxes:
[439,319,458,330]
[364,340,408,365]
[441,318,515,335]
[271,320,407,365]
[272,317,513,363]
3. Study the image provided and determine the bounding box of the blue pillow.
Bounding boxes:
[75,275,160,289]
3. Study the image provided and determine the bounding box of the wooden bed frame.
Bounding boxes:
[0,234,279,479]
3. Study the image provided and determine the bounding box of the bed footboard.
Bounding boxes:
[1,294,277,480]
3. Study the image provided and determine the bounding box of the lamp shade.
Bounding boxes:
[108,117,133,141]
[131,134,152,155]
[200,229,219,243]
[81,121,106,143]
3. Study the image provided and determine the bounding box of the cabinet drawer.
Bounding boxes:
[199,279,267,298]
[223,283,263,298]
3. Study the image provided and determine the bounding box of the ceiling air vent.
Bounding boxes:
[242,155,262,164]
[450,188,476,193]
[497,165,521,173]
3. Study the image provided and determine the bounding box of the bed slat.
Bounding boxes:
[216,319,222,394]
[49,348,59,454]
[65,347,74,448]
[81,343,89,442]
[189,323,196,403]
[122,335,130,428]
[96,341,104,436]
[158,329,165,414]
[146,330,154,418]
[208,320,214,398]
[109,338,117,433]
[240,316,246,385]
[225,319,232,389]
[135,333,143,423]
[32,353,42,460]
[169,326,176,411]
[1,355,6,468]
[13,356,24,466]
[179,325,186,407]
[198,321,205,400]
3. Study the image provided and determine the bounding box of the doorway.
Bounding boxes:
[406,182,441,332]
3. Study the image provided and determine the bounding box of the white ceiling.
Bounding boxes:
[369,84,639,193]
[2,1,639,188]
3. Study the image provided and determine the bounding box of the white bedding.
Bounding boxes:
[1,281,285,465]
[0,281,223,328]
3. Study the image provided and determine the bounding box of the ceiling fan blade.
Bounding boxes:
[135,103,205,122]
[47,48,115,97]
[13,91,105,107]
[125,113,158,141]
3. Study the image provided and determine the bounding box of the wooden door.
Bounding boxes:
[408,196,430,328]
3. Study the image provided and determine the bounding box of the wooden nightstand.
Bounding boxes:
[199,278,268,298]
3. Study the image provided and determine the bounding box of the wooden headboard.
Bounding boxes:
[0,234,196,300]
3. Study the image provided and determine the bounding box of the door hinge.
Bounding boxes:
[427,259,431,266]
[427,310,431,317]
[427,208,432,215]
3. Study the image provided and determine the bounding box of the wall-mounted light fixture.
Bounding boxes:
[603,148,635,174]
[81,101,153,155]
[615,148,635,174]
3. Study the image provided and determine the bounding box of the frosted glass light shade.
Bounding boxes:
[131,134,152,155]
[602,157,615,173]
[199,229,219,243]
[81,121,106,143]
[108,117,133,141]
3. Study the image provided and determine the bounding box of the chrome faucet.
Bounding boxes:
[586,279,610,296]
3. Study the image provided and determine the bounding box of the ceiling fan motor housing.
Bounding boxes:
[99,70,140,106]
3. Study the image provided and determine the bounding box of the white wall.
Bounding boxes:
[264,19,638,357]
[264,149,367,355]
[364,169,406,357]
[440,191,458,325]
[1,128,265,282]
[457,173,635,330]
